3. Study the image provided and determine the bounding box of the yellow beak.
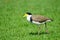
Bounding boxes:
[23,14,28,17]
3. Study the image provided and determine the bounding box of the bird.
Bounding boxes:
[23,12,53,35]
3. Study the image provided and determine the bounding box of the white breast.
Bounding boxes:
[27,15,32,22]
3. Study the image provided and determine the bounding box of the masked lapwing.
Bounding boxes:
[23,12,53,35]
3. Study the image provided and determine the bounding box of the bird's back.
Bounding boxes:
[32,15,51,23]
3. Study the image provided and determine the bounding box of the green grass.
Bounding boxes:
[0,0,60,40]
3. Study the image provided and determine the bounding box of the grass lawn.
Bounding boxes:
[0,0,60,40]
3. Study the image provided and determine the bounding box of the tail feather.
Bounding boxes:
[46,19,53,22]
[50,19,53,21]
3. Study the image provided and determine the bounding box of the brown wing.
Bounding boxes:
[32,15,50,22]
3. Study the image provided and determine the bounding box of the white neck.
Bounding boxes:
[27,15,32,21]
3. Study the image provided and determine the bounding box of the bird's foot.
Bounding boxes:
[46,30,49,34]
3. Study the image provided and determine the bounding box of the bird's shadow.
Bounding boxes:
[29,32,49,35]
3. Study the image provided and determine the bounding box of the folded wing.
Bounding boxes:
[32,15,51,23]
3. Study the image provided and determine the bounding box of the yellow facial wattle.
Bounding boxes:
[23,14,28,17]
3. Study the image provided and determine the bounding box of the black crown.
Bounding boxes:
[26,12,32,15]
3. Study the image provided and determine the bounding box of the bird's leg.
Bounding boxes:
[38,25,40,35]
[45,23,48,33]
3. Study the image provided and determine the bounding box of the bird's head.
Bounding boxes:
[23,12,32,17]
